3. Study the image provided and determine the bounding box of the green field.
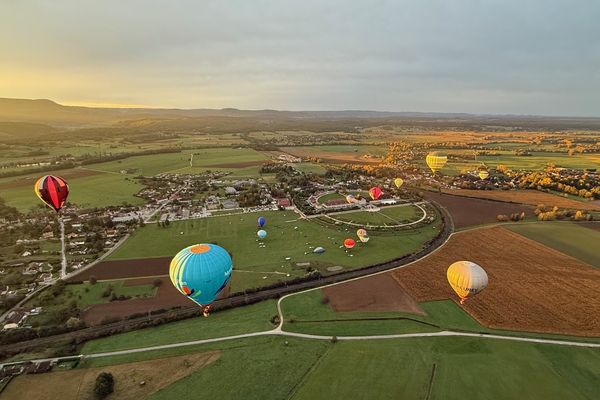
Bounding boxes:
[0,148,269,211]
[328,204,422,226]
[66,280,156,308]
[77,335,600,400]
[82,299,278,354]
[292,162,328,175]
[107,211,441,292]
[317,192,345,204]
[0,168,145,211]
[507,222,600,267]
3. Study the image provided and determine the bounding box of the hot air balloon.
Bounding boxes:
[394,178,404,188]
[356,228,370,243]
[258,216,266,227]
[369,186,382,200]
[169,244,233,316]
[313,246,325,254]
[257,229,267,239]
[425,152,448,174]
[478,170,489,180]
[346,194,358,204]
[34,175,69,212]
[447,261,488,305]
[343,238,355,249]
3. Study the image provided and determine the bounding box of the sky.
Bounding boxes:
[1,0,599,116]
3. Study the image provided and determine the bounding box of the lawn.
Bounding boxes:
[329,204,422,226]
[81,299,278,354]
[507,222,600,267]
[107,211,441,291]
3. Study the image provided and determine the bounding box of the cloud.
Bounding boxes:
[0,0,598,115]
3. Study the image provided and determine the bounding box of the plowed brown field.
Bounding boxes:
[323,273,424,314]
[392,226,600,336]
[424,191,532,228]
[70,257,171,281]
[443,189,600,211]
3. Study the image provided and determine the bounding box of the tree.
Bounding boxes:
[89,276,98,285]
[94,372,114,398]
[152,278,163,288]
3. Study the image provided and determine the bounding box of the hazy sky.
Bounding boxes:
[1,1,599,115]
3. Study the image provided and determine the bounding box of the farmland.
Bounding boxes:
[443,188,600,211]
[102,211,441,292]
[393,226,600,336]
[424,191,532,228]
[9,335,600,400]
[506,222,600,267]
[0,147,269,211]
[0,168,144,211]
[1,351,220,400]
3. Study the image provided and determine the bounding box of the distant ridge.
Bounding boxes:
[1,98,599,129]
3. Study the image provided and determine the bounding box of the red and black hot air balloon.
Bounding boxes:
[368,186,382,200]
[34,175,69,212]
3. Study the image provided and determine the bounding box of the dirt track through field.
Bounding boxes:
[392,226,600,336]
[424,192,532,228]
[323,273,424,314]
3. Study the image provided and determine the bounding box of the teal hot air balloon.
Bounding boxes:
[169,244,233,316]
[257,229,267,239]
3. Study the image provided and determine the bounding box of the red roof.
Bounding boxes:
[277,198,291,207]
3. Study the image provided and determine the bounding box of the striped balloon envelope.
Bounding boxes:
[425,152,448,174]
[34,175,69,212]
[169,244,233,307]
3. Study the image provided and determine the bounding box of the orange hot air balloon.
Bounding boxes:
[343,238,355,249]
[34,175,69,212]
[368,187,382,200]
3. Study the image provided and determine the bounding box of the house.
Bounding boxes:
[3,323,19,330]
[4,310,27,326]
[224,187,237,195]
[276,198,291,208]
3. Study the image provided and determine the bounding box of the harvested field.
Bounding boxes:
[323,273,424,314]
[1,351,220,400]
[81,277,189,325]
[443,188,600,211]
[392,226,600,336]
[204,160,266,168]
[71,257,171,281]
[424,191,532,228]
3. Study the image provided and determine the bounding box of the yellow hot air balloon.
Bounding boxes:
[394,178,404,188]
[447,261,488,304]
[425,151,448,174]
[478,170,489,180]
[356,228,369,243]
